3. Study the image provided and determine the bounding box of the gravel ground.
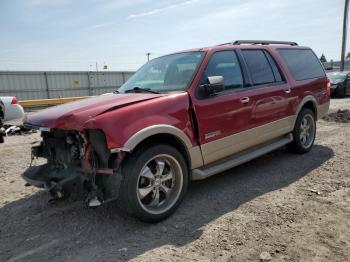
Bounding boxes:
[0,98,350,262]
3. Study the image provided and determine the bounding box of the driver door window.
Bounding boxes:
[202,51,244,91]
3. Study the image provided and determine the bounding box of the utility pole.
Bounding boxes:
[340,0,349,71]
[146,52,151,62]
[95,62,98,72]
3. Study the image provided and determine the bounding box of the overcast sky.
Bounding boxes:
[0,0,347,71]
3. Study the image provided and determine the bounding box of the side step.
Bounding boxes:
[191,134,293,180]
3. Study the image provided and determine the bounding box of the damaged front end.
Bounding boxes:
[22,128,124,206]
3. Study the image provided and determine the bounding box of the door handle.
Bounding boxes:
[241,97,250,104]
[284,88,291,94]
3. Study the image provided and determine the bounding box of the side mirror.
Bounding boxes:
[202,76,225,96]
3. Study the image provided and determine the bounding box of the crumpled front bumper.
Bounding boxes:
[22,164,86,198]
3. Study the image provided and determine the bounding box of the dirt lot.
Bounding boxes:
[0,98,350,262]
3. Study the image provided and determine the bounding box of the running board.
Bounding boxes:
[191,134,293,180]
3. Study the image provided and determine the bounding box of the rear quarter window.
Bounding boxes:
[277,49,325,81]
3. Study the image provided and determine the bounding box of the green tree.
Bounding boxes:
[320,53,327,63]
[346,52,350,60]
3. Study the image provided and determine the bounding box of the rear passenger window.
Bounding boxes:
[264,51,283,82]
[241,50,275,85]
[277,49,325,81]
[202,51,244,90]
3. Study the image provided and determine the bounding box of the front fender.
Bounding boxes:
[90,93,196,150]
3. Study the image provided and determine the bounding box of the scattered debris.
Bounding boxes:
[118,247,128,252]
[310,189,321,195]
[5,125,21,135]
[87,196,102,207]
[260,251,272,261]
[323,109,350,123]
[0,125,36,137]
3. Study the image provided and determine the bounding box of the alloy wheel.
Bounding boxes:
[299,114,315,149]
[136,154,183,215]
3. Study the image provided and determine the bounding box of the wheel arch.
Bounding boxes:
[133,133,191,167]
[296,96,318,119]
[121,125,203,169]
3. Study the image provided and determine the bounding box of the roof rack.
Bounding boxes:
[219,40,298,46]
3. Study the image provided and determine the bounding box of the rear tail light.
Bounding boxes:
[326,78,331,96]
[11,97,18,104]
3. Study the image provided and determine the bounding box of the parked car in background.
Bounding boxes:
[327,71,350,98]
[23,40,329,222]
[0,96,25,122]
[0,96,24,143]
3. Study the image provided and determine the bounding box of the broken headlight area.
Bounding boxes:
[22,128,123,206]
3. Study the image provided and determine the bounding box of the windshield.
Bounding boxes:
[327,72,347,83]
[118,52,204,93]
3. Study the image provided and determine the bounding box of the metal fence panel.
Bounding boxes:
[90,72,124,95]
[0,71,135,100]
[47,72,90,98]
[0,71,47,100]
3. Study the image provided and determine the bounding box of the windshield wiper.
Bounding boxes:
[124,87,160,94]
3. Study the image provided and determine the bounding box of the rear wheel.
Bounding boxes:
[118,144,188,222]
[287,108,316,154]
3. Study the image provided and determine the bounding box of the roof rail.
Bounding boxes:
[220,40,298,46]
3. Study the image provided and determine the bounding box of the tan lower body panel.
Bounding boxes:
[188,146,204,169]
[192,134,293,180]
[317,101,330,119]
[200,116,296,165]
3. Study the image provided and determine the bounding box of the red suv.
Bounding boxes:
[23,40,330,222]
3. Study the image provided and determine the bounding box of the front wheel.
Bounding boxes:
[118,144,188,222]
[287,108,316,154]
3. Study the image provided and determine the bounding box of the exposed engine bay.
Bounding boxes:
[22,128,123,206]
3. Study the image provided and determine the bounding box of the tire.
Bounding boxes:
[118,144,188,223]
[335,85,345,98]
[287,108,316,154]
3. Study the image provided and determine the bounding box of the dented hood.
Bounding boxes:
[25,93,163,130]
